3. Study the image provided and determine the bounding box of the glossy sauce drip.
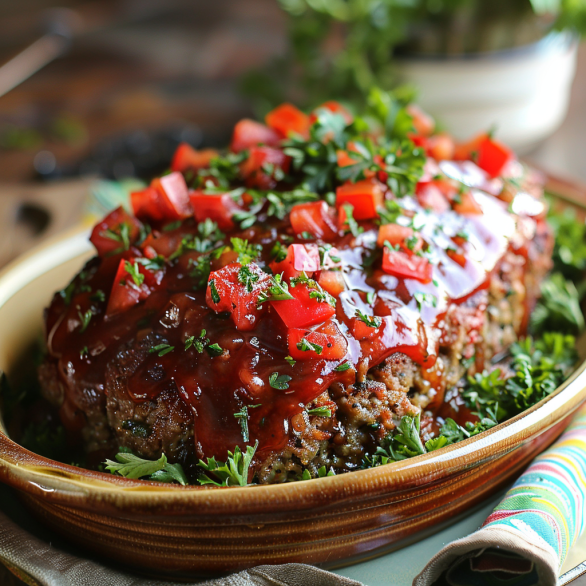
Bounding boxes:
[45,177,536,461]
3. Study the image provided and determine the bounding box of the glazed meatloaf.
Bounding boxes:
[38,100,553,483]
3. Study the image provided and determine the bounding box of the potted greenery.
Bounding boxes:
[246,0,586,151]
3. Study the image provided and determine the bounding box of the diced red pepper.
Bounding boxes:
[288,320,348,360]
[415,183,450,213]
[105,258,161,318]
[270,244,320,281]
[270,283,336,329]
[336,178,384,220]
[476,136,514,178]
[189,191,242,231]
[427,133,455,161]
[90,207,143,257]
[230,119,280,153]
[350,316,380,340]
[131,186,164,223]
[289,201,338,241]
[265,103,310,139]
[447,248,467,267]
[317,270,345,298]
[310,101,353,125]
[382,248,433,283]
[454,133,486,161]
[407,104,435,137]
[451,191,483,216]
[239,146,291,189]
[377,224,422,251]
[206,262,271,331]
[150,172,192,221]
[170,143,218,173]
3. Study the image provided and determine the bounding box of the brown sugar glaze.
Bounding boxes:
[43,161,544,463]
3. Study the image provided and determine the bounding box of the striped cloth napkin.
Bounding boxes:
[415,403,586,586]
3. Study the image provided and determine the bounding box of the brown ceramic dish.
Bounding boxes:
[0,175,585,579]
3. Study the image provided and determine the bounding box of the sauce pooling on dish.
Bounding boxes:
[42,101,546,462]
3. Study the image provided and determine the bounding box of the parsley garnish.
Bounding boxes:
[285,355,297,367]
[209,279,221,304]
[149,343,175,357]
[90,289,105,303]
[341,203,364,238]
[306,406,331,417]
[105,448,188,485]
[124,261,144,288]
[231,238,262,266]
[414,292,437,312]
[76,306,93,333]
[257,273,294,305]
[197,441,258,487]
[238,265,260,292]
[233,404,261,442]
[269,372,292,390]
[296,338,323,355]
[334,362,351,372]
[206,343,224,357]
[101,222,131,253]
[355,310,382,328]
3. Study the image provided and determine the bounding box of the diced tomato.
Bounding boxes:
[265,103,310,139]
[270,283,336,328]
[206,262,271,331]
[189,191,242,231]
[454,133,486,161]
[131,186,164,223]
[377,224,422,251]
[240,146,291,189]
[337,149,360,168]
[270,244,320,281]
[447,248,467,267]
[350,316,380,340]
[336,179,384,220]
[416,183,450,213]
[427,133,455,161]
[151,172,192,221]
[318,270,345,298]
[407,104,435,137]
[477,136,514,178]
[289,201,338,241]
[451,191,483,215]
[230,119,280,153]
[310,101,353,125]
[90,207,143,257]
[171,143,218,173]
[382,248,433,283]
[288,320,348,360]
[105,258,161,318]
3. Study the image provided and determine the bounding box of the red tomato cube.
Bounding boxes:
[336,179,384,220]
[189,191,243,231]
[382,248,433,283]
[131,186,165,223]
[477,136,514,177]
[377,224,422,251]
[151,172,192,221]
[407,104,435,137]
[415,183,450,213]
[240,146,291,189]
[270,283,336,329]
[105,258,161,318]
[265,103,310,139]
[171,143,218,173]
[206,262,271,331]
[289,201,338,241]
[230,119,281,153]
[288,320,348,360]
[350,316,381,340]
[317,270,345,298]
[270,244,321,280]
[90,207,143,257]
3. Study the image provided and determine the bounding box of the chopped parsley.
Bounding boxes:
[76,306,93,333]
[198,441,258,487]
[296,338,323,355]
[238,265,260,292]
[340,203,364,238]
[306,406,331,417]
[124,261,144,288]
[233,404,261,442]
[269,372,292,390]
[355,310,382,328]
[209,279,221,304]
[149,343,175,357]
[334,362,351,372]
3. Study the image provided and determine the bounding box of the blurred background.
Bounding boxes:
[0,0,584,266]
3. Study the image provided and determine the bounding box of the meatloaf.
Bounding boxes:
[38,100,553,483]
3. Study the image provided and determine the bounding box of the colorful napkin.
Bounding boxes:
[415,403,586,586]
